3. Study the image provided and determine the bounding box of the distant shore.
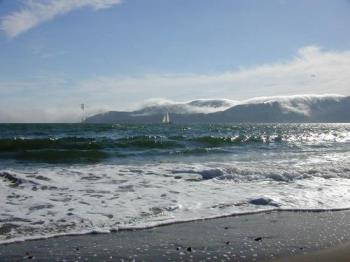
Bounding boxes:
[1,210,350,261]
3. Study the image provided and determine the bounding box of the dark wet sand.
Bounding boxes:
[275,242,350,262]
[0,210,350,261]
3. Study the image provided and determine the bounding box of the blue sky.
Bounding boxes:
[0,0,350,122]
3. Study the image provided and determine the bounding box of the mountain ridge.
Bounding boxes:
[85,95,350,123]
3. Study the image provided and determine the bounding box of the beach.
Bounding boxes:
[2,0,350,260]
[1,210,350,261]
[278,243,350,262]
[1,123,350,261]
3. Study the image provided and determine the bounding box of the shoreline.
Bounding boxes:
[1,210,350,261]
[1,207,350,245]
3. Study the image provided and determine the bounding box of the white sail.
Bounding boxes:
[162,112,171,124]
[166,112,170,123]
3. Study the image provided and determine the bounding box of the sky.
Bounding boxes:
[0,0,350,123]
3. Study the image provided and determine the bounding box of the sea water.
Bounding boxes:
[1,123,350,243]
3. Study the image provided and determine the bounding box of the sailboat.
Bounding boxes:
[162,112,171,124]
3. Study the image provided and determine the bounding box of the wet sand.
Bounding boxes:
[274,242,350,262]
[0,210,350,261]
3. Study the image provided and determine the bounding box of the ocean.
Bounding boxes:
[1,123,350,243]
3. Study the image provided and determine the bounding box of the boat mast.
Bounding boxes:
[81,103,85,123]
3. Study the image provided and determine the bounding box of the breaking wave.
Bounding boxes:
[2,159,350,244]
[1,123,350,244]
[0,124,349,163]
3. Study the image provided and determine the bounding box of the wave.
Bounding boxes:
[0,136,183,163]
[190,135,278,146]
[1,157,350,245]
[0,137,108,163]
[1,131,342,152]
[0,128,349,163]
[116,136,180,148]
[14,149,109,163]
[1,123,350,245]
[0,136,180,150]
[0,137,102,151]
[0,134,296,163]
[169,163,350,182]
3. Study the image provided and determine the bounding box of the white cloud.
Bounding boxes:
[0,0,122,37]
[0,46,350,122]
[76,45,350,102]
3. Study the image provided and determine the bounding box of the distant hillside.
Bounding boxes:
[85,95,350,123]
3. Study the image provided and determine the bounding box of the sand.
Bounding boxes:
[0,210,350,261]
[274,242,350,262]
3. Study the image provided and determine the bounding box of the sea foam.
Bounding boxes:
[1,123,350,244]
